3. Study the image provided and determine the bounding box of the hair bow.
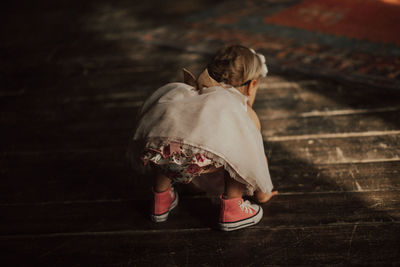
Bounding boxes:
[250,48,268,77]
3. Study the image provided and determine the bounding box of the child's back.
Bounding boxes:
[130,45,277,231]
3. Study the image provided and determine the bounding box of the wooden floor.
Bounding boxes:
[1,1,400,266]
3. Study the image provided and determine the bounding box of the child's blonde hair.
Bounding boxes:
[207,45,263,91]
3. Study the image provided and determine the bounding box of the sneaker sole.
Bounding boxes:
[219,206,263,231]
[151,192,179,223]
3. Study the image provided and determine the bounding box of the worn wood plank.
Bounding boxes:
[5,73,398,116]
[4,110,398,153]
[4,99,398,130]
[261,112,400,137]
[2,160,399,204]
[3,109,399,152]
[270,161,400,192]
[258,106,400,121]
[4,89,399,150]
[0,150,142,203]
[3,73,397,112]
[266,134,400,165]
[4,134,400,172]
[1,125,133,151]
[2,137,399,203]
[2,153,400,203]
[256,80,400,113]
[1,223,399,266]
[2,191,399,235]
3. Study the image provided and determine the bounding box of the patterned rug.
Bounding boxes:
[136,0,400,88]
[265,0,400,45]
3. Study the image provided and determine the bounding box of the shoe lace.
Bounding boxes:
[239,200,254,214]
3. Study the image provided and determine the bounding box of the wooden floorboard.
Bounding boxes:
[261,112,400,137]
[2,191,399,236]
[267,135,400,164]
[2,159,399,203]
[1,223,399,266]
[4,133,400,162]
[257,81,400,112]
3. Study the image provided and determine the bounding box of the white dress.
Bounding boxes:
[131,81,273,195]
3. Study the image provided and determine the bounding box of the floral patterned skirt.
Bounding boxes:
[141,141,223,183]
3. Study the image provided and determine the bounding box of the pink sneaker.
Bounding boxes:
[151,186,179,222]
[219,195,263,231]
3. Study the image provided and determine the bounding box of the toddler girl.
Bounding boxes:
[130,45,277,231]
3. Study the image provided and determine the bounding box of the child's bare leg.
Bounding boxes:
[223,171,245,199]
[254,189,278,204]
[154,172,172,193]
